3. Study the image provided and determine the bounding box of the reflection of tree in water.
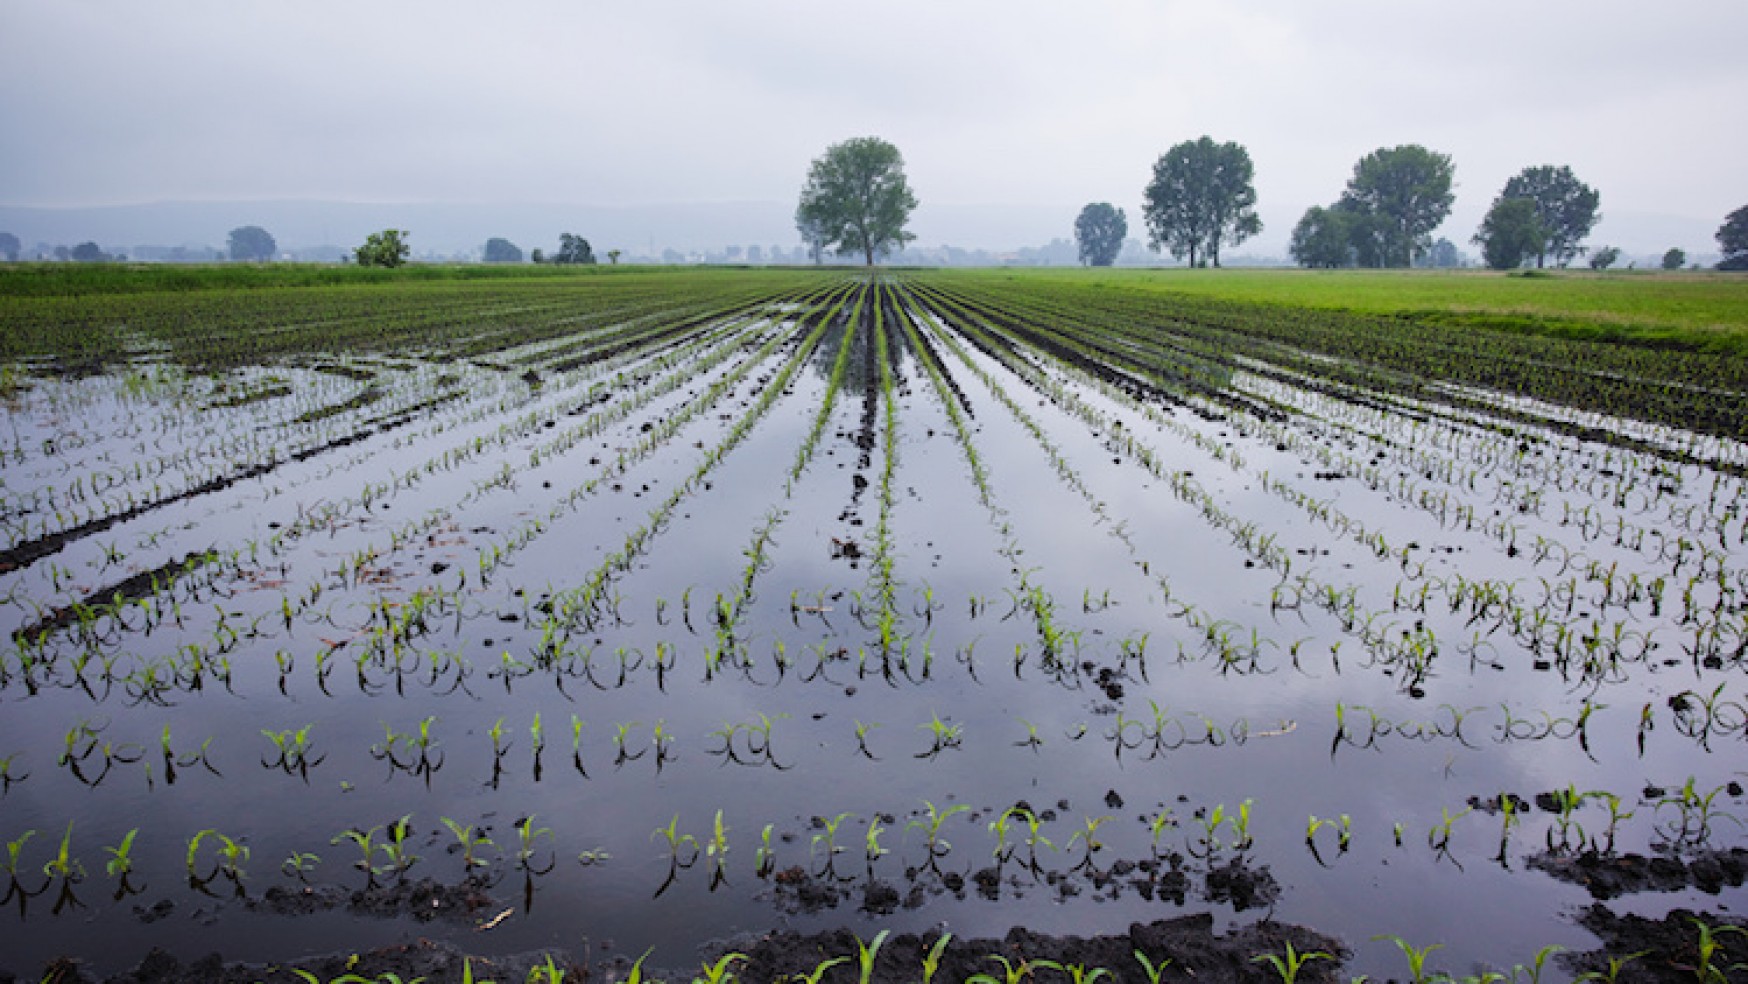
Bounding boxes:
[807,301,915,397]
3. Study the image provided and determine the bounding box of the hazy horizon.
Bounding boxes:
[3,1,1744,260]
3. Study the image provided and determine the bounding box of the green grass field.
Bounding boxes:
[5,261,1747,353]
[990,267,1748,352]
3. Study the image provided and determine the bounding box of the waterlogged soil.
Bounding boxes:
[3,272,1748,980]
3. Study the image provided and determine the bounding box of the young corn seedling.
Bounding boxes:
[854,720,882,760]
[810,812,855,875]
[790,957,849,984]
[186,828,249,893]
[613,721,645,766]
[754,823,775,878]
[920,933,954,984]
[0,753,29,792]
[1066,815,1113,872]
[967,955,1035,984]
[915,712,963,760]
[1685,918,1747,984]
[331,824,388,887]
[261,724,323,779]
[1428,805,1473,859]
[380,814,420,878]
[514,815,555,874]
[705,809,731,888]
[281,851,321,883]
[694,953,748,984]
[852,929,890,984]
[1373,935,1444,984]
[989,810,1018,866]
[570,715,588,778]
[1038,961,1112,984]
[42,822,83,883]
[1510,944,1564,984]
[1304,814,1352,866]
[102,828,140,898]
[909,800,970,870]
[654,814,701,868]
[1573,951,1646,984]
[441,817,495,871]
[1133,952,1171,984]
[1252,944,1332,984]
[1148,810,1179,859]
[864,815,890,869]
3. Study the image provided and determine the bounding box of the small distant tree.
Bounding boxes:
[1501,165,1600,268]
[530,248,545,264]
[554,233,595,265]
[355,229,410,268]
[482,237,523,263]
[795,136,918,266]
[228,225,277,262]
[70,242,107,262]
[607,249,622,265]
[1073,203,1127,267]
[0,232,20,262]
[1418,237,1462,269]
[1142,136,1261,268]
[1661,248,1686,271]
[1288,205,1356,268]
[1588,246,1621,271]
[1474,196,1546,270]
[1716,205,1748,271]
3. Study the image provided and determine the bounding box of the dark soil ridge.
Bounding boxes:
[2,914,1346,984]
[1565,906,1748,984]
[10,906,1746,984]
[1528,846,1748,899]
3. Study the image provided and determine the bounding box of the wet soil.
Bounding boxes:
[6,914,1351,984]
[1564,907,1748,984]
[1528,847,1748,899]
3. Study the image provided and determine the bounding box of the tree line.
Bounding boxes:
[7,142,1744,271]
[786,135,1747,273]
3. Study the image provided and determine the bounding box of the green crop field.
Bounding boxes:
[994,267,1748,352]
[1,265,1747,981]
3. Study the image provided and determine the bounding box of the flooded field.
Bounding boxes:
[1,268,1745,981]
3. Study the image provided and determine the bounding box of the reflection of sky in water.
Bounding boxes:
[2,295,1746,977]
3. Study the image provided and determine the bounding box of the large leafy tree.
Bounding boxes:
[228,225,277,262]
[354,229,410,268]
[1501,165,1599,268]
[1717,205,1748,271]
[1142,136,1260,268]
[1473,196,1546,270]
[1338,145,1455,268]
[1074,203,1127,267]
[795,137,917,266]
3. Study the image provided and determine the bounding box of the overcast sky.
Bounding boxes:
[3,0,1744,253]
